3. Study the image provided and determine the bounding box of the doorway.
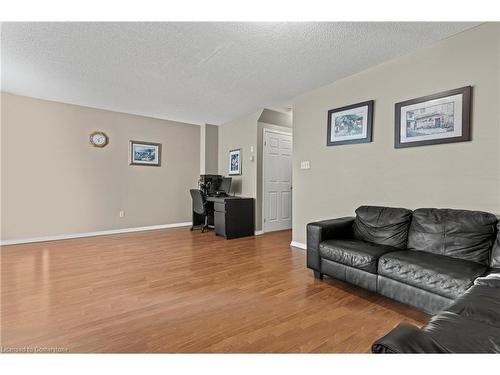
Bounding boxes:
[262,129,293,232]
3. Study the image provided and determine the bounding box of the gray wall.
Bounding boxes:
[292,22,500,244]
[218,108,293,231]
[218,110,260,198]
[200,123,206,174]
[1,93,201,240]
[258,108,292,128]
[204,124,219,174]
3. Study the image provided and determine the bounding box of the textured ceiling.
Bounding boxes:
[1,22,479,125]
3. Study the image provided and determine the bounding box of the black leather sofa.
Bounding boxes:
[372,270,500,353]
[307,205,500,353]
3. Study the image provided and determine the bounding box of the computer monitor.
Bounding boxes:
[218,177,232,195]
[199,174,223,196]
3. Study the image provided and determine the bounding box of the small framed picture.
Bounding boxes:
[395,86,471,148]
[228,149,241,175]
[327,100,374,146]
[130,140,162,166]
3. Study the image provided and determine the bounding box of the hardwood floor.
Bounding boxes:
[1,228,428,353]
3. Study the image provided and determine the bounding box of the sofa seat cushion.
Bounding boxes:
[319,239,399,274]
[378,250,488,299]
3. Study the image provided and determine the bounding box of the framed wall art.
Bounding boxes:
[395,86,471,148]
[130,140,162,166]
[228,149,241,175]
[327,100,374,146]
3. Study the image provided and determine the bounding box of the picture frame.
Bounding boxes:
[130,140,162,166]
[327,100,374,146]
[394,86,471,148]
[228,149,241,175]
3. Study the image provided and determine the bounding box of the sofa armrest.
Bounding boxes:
[474,269,500,288]
[306,217,355,271]
[372,323,447,353]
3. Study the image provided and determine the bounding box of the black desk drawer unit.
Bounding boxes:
[213,202,226,213]
[213,197,254,239]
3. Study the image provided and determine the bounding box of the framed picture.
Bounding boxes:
[327,100,374,146]
[130,140,162,166]
[395,86,471,148]
[228,149,241,175]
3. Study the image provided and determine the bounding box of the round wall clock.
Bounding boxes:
[89,131,109,148]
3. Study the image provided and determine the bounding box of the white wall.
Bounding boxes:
[292,23,500,244]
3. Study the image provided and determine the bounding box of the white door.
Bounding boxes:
[263,130,292,232]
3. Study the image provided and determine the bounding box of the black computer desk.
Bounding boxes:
[192,195,255,239]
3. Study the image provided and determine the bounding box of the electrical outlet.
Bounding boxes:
[119,210,125,218]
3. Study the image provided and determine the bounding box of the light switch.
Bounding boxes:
[300,161,310,169]
[250,146,254,153]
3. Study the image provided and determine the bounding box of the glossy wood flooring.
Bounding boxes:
[1,228,428,353]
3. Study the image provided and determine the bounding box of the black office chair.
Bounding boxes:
[190,189,213,233]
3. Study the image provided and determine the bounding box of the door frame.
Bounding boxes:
[262,128,293,233]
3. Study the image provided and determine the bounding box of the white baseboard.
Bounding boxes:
[254,230,264,236]
[0,222,192,246]
[290,241,306,250]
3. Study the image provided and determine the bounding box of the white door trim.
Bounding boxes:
[263,128,292,137]
[262,128,293,233]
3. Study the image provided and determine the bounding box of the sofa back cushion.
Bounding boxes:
[353,206,413,249]
[408,208,498,265]
[491,222,500,268]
